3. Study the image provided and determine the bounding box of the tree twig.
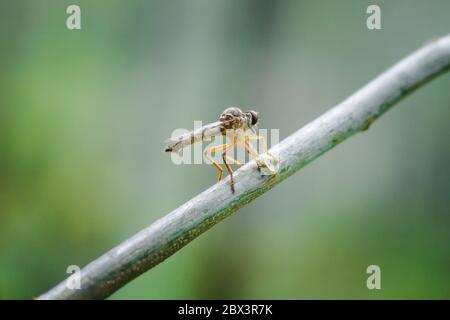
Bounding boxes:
[38,34,450,300]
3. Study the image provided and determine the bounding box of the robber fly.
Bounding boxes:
[165,107,278,193]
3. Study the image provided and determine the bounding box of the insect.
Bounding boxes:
[165,107,278,193]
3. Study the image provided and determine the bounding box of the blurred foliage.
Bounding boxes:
[0,0,449,299]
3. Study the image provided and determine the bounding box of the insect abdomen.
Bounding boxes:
[165,122,222,153]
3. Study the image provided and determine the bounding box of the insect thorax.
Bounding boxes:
[219,107,251,132]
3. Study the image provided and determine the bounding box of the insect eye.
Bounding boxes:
[249,111,258,126]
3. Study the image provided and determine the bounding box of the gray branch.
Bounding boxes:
[38,34,450,300]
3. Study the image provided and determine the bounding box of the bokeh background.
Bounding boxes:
[0,0,449,299]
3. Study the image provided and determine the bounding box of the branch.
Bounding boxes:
[38,35,450,300]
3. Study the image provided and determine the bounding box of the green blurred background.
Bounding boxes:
[0,0,449,299]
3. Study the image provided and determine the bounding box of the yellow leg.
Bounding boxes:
[222,140,238,192]
[246,135,276,158]
[243,140,259,160]
[204,144,228,181]
[225,155,243,167]
[244,139,278,174]
[205,139,241,193]
[246,135,269,153]
[221,150,234,193]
